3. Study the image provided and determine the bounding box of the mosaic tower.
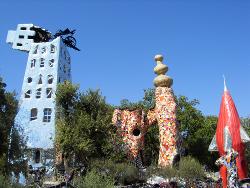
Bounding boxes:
[112,55,179,167]
[6,24,71,168]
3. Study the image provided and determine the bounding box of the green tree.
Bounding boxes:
[56,81,115,168]
[0,77,26,178]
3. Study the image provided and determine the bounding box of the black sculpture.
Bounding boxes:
[53,28,80,51]
[30,26,52,42]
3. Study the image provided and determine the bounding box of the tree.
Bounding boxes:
[0,77,25,177]
[56,81,115,169]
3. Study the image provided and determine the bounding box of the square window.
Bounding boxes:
[43,108,52,122]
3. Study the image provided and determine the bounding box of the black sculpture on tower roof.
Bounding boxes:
[53,28,80,51]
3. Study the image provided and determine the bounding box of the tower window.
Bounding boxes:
[27,77,32,83]
[63,65,67,73]
[43,108,52,122]
[19,35,24,39]
[17,43,22,46]
[36,88,42,98]
[31,59,36,68]
[48,75,53,84]
[25,90,31,98]
[30,108,37,121]
[33,45,38,54]
[41,47,46,54]
[50,44,56,53]
[64,51,67,59]
[20,27,26,30]
[34,150,40,163]
[38,74,42,84]
[46,88,52,98]
[49,59,54,67]
[40,58,45,67]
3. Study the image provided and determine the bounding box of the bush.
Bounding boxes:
[147,166,178,180]
[178,156,205,180]
[115,163,139,185]
[87,159,140,186]
[146,156,205,187]
[75,169,114,188]
[0,175,23,188]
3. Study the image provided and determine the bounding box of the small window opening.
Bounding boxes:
[31,59,36,68]
[50,44,56,53]
[38,75,42,84]
[58,77,61,83]
[49,59,54,67]
[40,58,45,67]
[25,90,31,98]
[35,150,40,163]
[48,75,53,84]
[30,108,37,121]
[20,27,26,30]
[27,77,32,83]
[41,47,46,54]
[46,88,52,98]
[33,45,38,54]
[36,88,42,99]
[28,35,34,40]
[43,108,52,122]
[63,65,66,73]
[64,51,67,59]
[19,35,24,39]
[133,128,141,136]
[17,43,22,46]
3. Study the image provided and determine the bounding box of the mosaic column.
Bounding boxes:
[112,109,147,168]
[153,54,178,167]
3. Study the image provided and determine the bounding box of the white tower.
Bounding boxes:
[7,24,71,168]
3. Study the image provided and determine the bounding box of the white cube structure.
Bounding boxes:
[7,24,71,168]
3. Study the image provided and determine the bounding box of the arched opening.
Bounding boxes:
[35,150,40,163]
[143,125,159,166]
[30,108,38,121]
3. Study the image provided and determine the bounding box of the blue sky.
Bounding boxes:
[0,0,249,117]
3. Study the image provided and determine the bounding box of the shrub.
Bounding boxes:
[146,165,178,183]
[87,159,140,185]
[178,156,205,180]
[115,162,139,185]
[75,169,114,188]
[0,175,23,188]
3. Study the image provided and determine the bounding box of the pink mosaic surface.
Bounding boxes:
[112,109,148,160]
[153,87,178,167]
[112,87,179,167]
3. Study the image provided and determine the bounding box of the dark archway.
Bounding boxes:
[35,149,40,163]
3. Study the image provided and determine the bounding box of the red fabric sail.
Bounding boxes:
[216,88,247,187]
